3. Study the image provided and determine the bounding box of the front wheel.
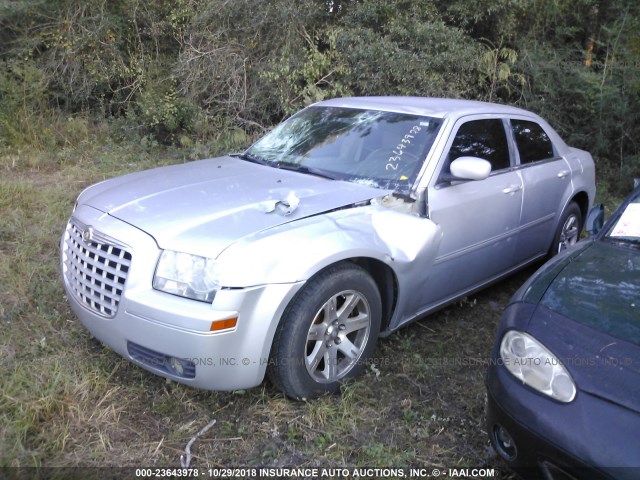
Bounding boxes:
[550,201,582,256]
[268,263,382,400]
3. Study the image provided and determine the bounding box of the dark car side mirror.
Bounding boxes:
[586,204,605,235]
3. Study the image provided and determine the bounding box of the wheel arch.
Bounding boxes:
[274,256,400,341]
[570,190,590,224]
[348,257,399,333]
[549,194,587,256]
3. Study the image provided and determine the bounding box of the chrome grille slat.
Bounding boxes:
[73,240,132,269]
[66,252,127,291]
[65,266,121,305]
[62,220,132,318]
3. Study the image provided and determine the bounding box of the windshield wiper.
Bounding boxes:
[232,152,271,166]
[604,237,640,249]
[276,163,337,180]
[232,154,337,180]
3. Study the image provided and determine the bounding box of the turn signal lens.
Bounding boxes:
[210,317,238,332]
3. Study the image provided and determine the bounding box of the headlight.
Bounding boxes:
[153,250,220,302]
[500,330,576,403]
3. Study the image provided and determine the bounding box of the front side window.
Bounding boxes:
[244,106,442,193]
[511,119,554,164]
[447,119,510,171]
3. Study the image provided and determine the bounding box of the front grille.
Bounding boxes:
[127,342,197,379]
[62,220,132,317]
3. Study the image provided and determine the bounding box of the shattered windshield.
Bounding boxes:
[243,106,442,193]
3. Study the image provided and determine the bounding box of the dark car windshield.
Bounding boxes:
[243,106,442,193]
[605,191,640,246]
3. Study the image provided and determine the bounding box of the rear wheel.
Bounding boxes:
[550,202,582,256]
[268,263,382,400]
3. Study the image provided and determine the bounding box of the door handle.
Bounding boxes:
[502,184,522,194]
[557,170,570,179]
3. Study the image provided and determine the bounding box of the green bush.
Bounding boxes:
[1,0,638,190]
[0,61,49,148]
[133,81,198,145]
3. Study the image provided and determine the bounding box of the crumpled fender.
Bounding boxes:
[214,204,443,288]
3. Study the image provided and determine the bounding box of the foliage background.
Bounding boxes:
[1,0,639,192]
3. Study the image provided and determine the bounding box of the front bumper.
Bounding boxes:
[61,205,304,391]
[486,362,640,480]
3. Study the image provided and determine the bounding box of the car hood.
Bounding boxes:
[78,156,389,258]
[527,241,640,412]
[539,240,640,341]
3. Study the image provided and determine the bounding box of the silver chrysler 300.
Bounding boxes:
[61,97,595,399]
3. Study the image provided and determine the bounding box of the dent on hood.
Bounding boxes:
[258,190,301,216]
[258,189,416,218]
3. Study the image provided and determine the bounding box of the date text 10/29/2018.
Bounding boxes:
[135,467,497,478]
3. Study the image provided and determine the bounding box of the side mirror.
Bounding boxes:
[586,204,605,235]
[449,157,492,181]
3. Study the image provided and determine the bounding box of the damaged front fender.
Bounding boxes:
[368,208,442,265]
[214,204,443,323]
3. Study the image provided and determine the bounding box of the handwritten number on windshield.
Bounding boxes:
[386,125,422,171]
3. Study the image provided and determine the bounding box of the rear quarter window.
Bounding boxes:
[511,119,554,164]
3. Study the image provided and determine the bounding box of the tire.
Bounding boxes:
[550,201,582,256]
[268,263,382,400]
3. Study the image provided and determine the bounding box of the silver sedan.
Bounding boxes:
[61,97,596,399]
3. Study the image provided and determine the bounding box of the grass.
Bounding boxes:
[2,117,614,478]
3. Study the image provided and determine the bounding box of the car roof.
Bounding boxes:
[315,96,539,120]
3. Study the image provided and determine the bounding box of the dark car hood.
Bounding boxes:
[528,241,640,412]
[77,156,389,258]
[539,241,640,342]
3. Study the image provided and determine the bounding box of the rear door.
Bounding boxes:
[509,118,571,261]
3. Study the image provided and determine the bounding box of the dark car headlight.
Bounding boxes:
[500,330,576,403]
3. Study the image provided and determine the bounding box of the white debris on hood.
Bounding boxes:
[258,190,301,216]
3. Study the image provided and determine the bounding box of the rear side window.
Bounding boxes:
[512,119,554,164]
[448,119,510,171]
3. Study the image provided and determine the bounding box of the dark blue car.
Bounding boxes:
[486,182,640,480]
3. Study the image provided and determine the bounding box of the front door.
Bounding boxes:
[413,118,523,311]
